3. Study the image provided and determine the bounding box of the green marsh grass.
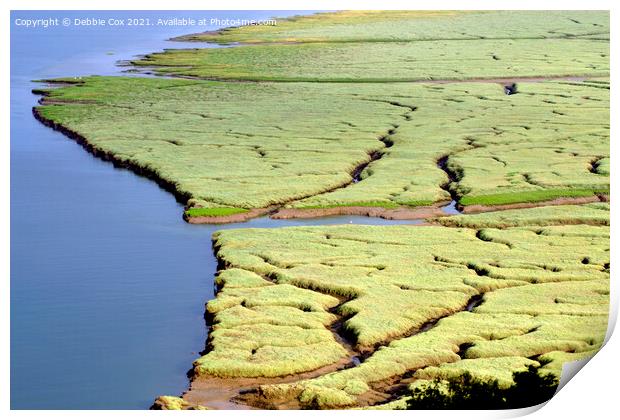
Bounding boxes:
[435,203,610,228]
[177,11,609,44]
[36,79,609,212]
[134,38,609,83]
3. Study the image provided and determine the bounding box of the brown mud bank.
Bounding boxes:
[461,195,607,214]
[181,357,354,410]
[184,194,608,224]
[184,207,275,224]
[271,204,448,220]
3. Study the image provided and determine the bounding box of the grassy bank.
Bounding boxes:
[459,188,608,206]
[134,11,608,82]
[133,38,608,82]
[433,202,610,228]
[175,11,609,44]
[35,78,609,215]
[188,209,608,408]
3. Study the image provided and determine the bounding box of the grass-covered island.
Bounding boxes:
[33,10,609,410]
[179,208,609,409]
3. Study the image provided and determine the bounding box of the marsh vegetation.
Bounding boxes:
[182,219,608,409]
[35,78,608,217]
[32,10,610,410]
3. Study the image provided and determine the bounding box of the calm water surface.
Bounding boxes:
[10,10,420,409]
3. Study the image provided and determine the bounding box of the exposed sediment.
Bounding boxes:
[271,204,448,220]
[183,358,355,410]
[185,207,275,224]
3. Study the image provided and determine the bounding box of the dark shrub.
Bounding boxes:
[406,365,558,409]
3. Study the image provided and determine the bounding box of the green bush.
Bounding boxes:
[406,365,558,409]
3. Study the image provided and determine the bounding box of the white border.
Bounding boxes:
[3,1,617,419]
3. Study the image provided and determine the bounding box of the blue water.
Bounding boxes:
[10,10,420,409]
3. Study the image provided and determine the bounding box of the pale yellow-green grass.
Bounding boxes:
[194,322,347,378]
[293,81,609,208]
[194,273,347,378]
[152,396,208,410]
[261,310,606,408]
[194,220,608,407]
[32,9,612,411]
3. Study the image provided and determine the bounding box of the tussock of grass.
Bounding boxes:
[465,314,607,360]
[476,281,609,317]
[215,268,273,289]
[195,278,346,378]
[194,319,347,378]
[339,290,472,347]
[207,283,339,314]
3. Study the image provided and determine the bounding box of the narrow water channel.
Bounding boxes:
[10,10,443,409]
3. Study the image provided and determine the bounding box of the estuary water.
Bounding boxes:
[10,11,421,409]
